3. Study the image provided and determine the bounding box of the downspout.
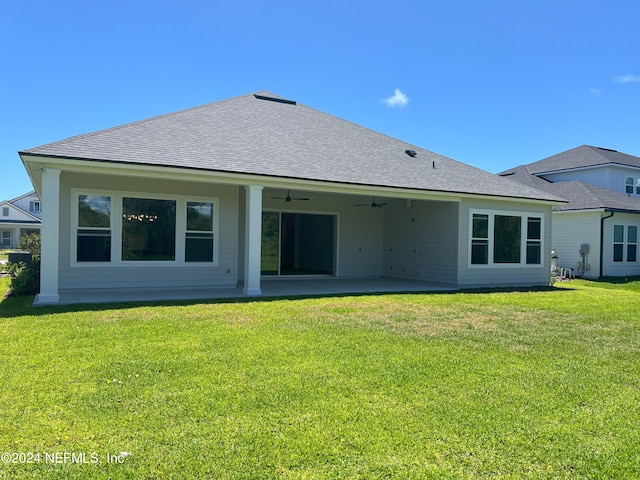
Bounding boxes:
[599,210,615,279]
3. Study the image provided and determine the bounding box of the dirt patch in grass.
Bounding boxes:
[305,298,506,336]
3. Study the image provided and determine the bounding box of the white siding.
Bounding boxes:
[58,172,239,293]
[550,211,601,278]
[12,192,43,219]
[602,212,640,277]
[383,200,458,285]
[542,165,640,198]
[457,198,553,287]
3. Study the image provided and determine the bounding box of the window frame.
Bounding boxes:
[1,230,12,248]
[468,209,545,268]
[613,224,638,263]
[77,194,112,263]
[71,189,219,267]
[625,177,634,195]
[627,226,637,263]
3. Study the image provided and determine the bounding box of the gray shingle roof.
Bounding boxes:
[500,166,640,213]
[502,145,640,176]
[22,91,561,202]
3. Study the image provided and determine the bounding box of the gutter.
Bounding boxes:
[599,211,615,278]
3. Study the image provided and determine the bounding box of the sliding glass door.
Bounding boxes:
[261,212,335,276]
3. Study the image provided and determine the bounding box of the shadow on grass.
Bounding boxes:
[0,284,576,319]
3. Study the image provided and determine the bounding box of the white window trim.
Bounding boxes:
[71,189,219,267]
[468,209,545,268]
[613,224,638,263]
[1,229,12,248]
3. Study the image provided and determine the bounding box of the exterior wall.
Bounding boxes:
[383,200,458,285]
[542,165,640,198]
[457,198,553,287]
[602,212,640,277]
[550,211,601,278]
[58,172,239,293]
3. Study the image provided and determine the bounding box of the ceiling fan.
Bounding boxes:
[271,190,310,202]
[354,197,387,208]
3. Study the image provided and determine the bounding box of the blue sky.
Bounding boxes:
[2,0,639,201]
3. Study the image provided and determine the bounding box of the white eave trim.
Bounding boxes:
[20,153,563,207]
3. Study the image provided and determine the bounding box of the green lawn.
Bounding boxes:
[0,278,639,479]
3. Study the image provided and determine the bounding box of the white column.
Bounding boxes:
[243,185,263,295]
[36,168,61,304]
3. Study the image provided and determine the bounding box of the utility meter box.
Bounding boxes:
[580,244,590,254]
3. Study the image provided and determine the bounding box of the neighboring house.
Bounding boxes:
[0,191,41,249]
[19,91,563,305]
[500,145,640,278]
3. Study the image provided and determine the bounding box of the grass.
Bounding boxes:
[0,278,639,479]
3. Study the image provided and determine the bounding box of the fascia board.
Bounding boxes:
[20,153,561,207]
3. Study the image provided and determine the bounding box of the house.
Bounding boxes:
[0,191,41,249]
[500,145,640,278]
[19,91,563,305]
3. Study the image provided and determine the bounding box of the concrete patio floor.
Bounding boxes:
[51,277,456,306]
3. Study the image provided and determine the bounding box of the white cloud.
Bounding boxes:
[383,88,409,107]
[589,87,603,97]
[613,74,640,84]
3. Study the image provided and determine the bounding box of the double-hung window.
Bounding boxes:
[470,210,543,266]
[185,202,214,262]
[77,195,112,262]
[615,225,638,262]
[626,177,634,195]
[628,226,638,262]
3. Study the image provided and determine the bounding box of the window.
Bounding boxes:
[627,226,637,263]
[2,207,8,217]
[494,215,521,263]
[626,177,634,194]
[471,214,489,264]
[73,191,217,266]
[1,230,11,248]
[637,179,640,195]
[613,225,624,262]
[77,195,111,262]
[526,217,542,264]
[122,198,176,261]
[470,211,543,266]
[185,202,214,262]
[30,200,41,213]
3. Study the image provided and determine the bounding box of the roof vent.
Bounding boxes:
[254,94,296,105]
[405,150,417,157]
[596,147,618,152]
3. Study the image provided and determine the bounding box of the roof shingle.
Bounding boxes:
[22,91,562,202]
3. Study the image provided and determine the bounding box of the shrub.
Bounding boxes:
[16,232,41,260]
[5,261,38,296]
[6,233,41,296]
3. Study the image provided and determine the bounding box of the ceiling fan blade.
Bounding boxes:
[292,197,310,201]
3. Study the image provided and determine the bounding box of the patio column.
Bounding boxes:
[243,185,263,295]
[36,168,61,304]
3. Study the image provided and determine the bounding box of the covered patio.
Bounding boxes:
[53,277,456,306]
